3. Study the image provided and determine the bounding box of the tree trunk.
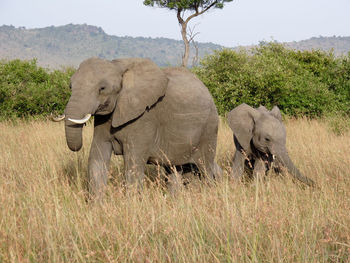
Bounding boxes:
[180,21,190,67]
[174,3,220,67]
[177,9,190,68]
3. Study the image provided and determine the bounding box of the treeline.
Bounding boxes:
[194,43,350,117]
[0,43,349,120]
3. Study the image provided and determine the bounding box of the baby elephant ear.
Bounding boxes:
[270,106,282,121]
[227,103,261,150]
[112,59,168,128]
[257,105,269,114]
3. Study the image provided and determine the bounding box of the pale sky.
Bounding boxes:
[1,0,349,47]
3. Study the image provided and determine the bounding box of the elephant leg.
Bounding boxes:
[213,162,223,182]
[191,141,217,183]
[166,166,183,196]
[118,116,159,191]
[88,139,113,199]
[123,145,149,191]
[193,132,221,182]
[183,108,220,183]
[253,158,266,182]
[193,155,221,184]
[231,150,245,180]
[124,157,146,191]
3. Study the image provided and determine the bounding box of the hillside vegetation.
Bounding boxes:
[1,24,350,69]
[0,24,221,68]
[1,43,349,121]
[285,36,350,56]
[0,118,349,262]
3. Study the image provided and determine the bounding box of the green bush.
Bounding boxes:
[1,48,349,120]
[193,43,350,117]
[0,59,74,120]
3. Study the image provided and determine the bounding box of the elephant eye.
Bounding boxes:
[265,137,270,142]
[99,87,106,93]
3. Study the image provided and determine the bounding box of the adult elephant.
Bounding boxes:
[53,57,221,196]
[227,103,315,187]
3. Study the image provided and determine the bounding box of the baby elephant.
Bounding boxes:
[227,103,315,186]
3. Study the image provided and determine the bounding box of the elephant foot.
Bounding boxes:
[231,167,244,182]
[124,170,146,194]
[88,174,108,202]
[166,170,183,196]
[200,162,222,186]
[88,189,107,203]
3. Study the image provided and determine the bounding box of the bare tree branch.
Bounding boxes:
[187,24,200,67]
[187,24,200,43]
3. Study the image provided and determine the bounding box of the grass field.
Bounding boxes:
[0,118,349,262]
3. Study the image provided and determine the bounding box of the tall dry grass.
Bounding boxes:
[0,118,349,262]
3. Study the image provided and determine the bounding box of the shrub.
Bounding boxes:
[0,59,74,119]
[1,48,349,120]
[193,43,350,117]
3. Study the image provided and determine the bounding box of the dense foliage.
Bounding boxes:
[193,43,350,117]
[1,44,350,120]
[0,59,74,119]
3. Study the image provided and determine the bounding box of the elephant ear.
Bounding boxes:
[227,103,261,150]
[112,59,168,128]
[270,106,282,122]
[257,105,269,114]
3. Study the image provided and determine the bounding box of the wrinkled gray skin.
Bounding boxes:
[227,103,315,187]
[63,57,221,197]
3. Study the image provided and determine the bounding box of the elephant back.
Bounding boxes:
[162,67,216,113]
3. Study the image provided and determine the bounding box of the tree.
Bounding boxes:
[143,0,233,67]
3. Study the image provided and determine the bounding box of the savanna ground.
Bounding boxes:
[0,118,349,262]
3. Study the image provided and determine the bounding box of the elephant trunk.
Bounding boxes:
[64,98,86,152]
[276,150,315,187]
[65,122,83,151]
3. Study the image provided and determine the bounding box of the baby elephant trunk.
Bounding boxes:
[277,150,315,187]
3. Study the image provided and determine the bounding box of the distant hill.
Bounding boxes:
[0,24,222,68]
[285,36,350,56]
[233,37,350,56]
[0,24,349,68]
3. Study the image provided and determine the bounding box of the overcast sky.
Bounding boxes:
[1,0,350,47]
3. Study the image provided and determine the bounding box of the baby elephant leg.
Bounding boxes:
[253,158,266,182]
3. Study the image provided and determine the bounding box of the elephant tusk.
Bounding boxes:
[51,114,66,122]
[272,154,276,160]
[68,114,92,124]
